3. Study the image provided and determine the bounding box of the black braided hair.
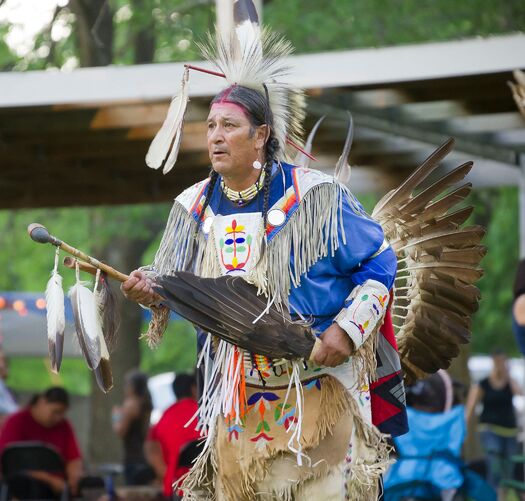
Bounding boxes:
[262,135,280,228]
[194,169,219,240]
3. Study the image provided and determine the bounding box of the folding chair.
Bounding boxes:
[384,406,496,501]
[0,442,69,501]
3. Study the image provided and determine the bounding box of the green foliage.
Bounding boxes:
[140,320,197,374]
[8,357,90,396]
[265,0,525,53]
[470,187,520,355]
[0,208,91,292]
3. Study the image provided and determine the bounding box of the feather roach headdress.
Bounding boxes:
[146,0,305,174]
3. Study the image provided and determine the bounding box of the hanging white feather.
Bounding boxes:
[69,280,113,393]
[45,269,65,374]
[146,67,190,173]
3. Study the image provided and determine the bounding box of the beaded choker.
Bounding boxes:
[221,169,266,207]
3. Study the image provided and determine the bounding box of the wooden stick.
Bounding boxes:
[63,257,99,277]
[28,223,130,283]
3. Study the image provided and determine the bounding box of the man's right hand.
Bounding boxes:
[120,270,162,306]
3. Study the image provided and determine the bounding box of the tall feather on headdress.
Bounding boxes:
[45,250,65,374]
[372,138,486,382]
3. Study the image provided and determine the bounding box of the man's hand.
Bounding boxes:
[312,323,354,367]
[120,270,162,306]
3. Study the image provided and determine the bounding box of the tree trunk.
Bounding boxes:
[88,236,150,464]
[131,0,156,64]
[69,0,114,67]
[68,0,163,465]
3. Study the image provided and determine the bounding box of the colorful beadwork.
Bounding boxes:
[219,219,253,272]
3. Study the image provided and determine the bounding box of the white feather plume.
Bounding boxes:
[146,67,190,173]
[198,25,305,157]
[45,270,65,374]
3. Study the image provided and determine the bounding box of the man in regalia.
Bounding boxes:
[122,67,406,501]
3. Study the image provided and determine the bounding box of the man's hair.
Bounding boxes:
[172,373,196,399]
[31,386,70,407]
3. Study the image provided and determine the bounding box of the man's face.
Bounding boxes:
[206,103,265,178]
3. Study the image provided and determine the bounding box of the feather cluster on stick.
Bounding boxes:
[155,272,316,360]
[372,138,486,382]
[45,270,65,374]
[69,282,113,393]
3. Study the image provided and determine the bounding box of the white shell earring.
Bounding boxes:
[253,160,262,170]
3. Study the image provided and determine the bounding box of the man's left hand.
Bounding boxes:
[312,323,354,367]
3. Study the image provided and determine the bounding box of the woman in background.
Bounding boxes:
[112,370,154,486]
[466,350,521,497]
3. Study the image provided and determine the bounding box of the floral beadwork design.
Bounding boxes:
[358,384,370,407]
[227,422,245,441]
[226,377,322,447]
[247,391,279,449]
[219,219,253,273]
[350,292,388,339]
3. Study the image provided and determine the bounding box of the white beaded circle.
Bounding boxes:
[267,209,286,227]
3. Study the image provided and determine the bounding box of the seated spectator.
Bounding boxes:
[0,386,82,497]
[145,373,200,499]
[0,350,17,428]
[112,370,154,486]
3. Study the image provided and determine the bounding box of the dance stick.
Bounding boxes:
[27,223,129,282]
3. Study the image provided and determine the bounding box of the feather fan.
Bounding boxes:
[154,272,318,360]
[69,282,113,393]
[45,270,65,374]
[373,138,486,383]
